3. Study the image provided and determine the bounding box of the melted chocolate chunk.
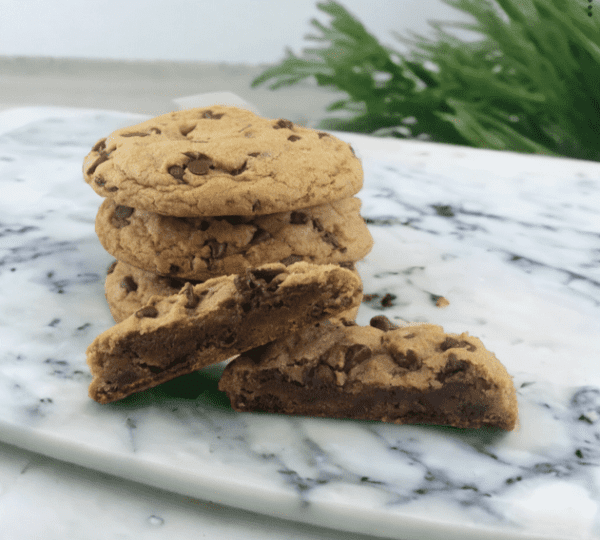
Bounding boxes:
[290,211,309,225]
[114,205,134,219]
[288,135,301,142]
[391,349,421,370]
[168,165,185,180]
[121,131,149,137]
[87,154,109,175]
[317,132,330,139]
[437,354,469,382]
[344,344,372,372]
[273,119,294,130]
[248,267,284,285]
[206,239,227,259]
[202,109,224,119]
[180,282,200,309]
[135,306,158,318]
[120,275,138,293]
[369,315,398,332]
[439,337,476,352]
[322,231,340,249]
[304,363,336,387]
[312,218,324,232]
[92,139,107,152]
[187,157,213,176]
[280,255,303,266]
[248,152,261,157]
[251,227,271,244]
[230,161,247,176]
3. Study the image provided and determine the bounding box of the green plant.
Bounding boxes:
[252,0,600,161]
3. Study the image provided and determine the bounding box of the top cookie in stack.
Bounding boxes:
[84,106,373,283]
[83,106,363,217]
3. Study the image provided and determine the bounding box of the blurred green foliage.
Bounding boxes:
[252,0,600,161]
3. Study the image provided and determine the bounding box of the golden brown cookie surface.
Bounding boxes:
[219,317,518,430]
[83,106,363,216]
[95,197,373,280]
[105,260,362,324]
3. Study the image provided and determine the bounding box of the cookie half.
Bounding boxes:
[105,260,362,324]
[219,316,518,430]
[96,196,373,280]
[87,262,363,404]
[83,106,363,217]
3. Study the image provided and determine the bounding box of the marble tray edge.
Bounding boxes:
[0,419,569,540]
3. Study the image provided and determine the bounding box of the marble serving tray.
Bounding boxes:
[0,107,599,540]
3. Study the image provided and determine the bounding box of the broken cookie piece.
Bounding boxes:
[218,316,518,430]
[86,262,362,404]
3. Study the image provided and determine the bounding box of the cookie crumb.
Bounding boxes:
[436,296,450,308]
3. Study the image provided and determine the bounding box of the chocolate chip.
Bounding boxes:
[168,165,185,180]
[273,119,294,130]
[180,282,200,309]
[135,306,158,318]
[121,131,149,137]
[252,200,262,212]
[304,363,336,386]
[187,157,213,176]
[439,337,476,352]
[251,227,271,244]
[280,255,303,266]
[317,132,330,139]
[206,239,227,259]
[392,349,422,370]
[437,354,469,381]
[107,261,117,275]
[220,215,245,226]
[166,277,187,290]
[92,138,107,152]
[370,315,398,332]
[248,267,284,285]
[230,161,247,176]
[288,135,301,142]
[87,154,109,175]
[290,211,309,225]
[114,205,134,219]
[322,231,340,249]
[105,186,119,192]
[248,152,261,157]
[120,275,138,293]
[312,218,324,232]
[341,319,358,327]
[202,110,224,119]
[344,344,372,372]
[94,177,106,187]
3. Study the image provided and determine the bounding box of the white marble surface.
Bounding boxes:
[0,106,599,539]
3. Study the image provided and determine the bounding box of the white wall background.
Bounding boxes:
[0,0,482,64]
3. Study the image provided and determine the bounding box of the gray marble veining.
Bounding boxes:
[0,107,599,539]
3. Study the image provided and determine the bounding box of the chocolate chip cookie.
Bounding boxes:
[96,197,373,280]
[83,106,363,217]
[105,260,362,324]
[219,316,518,430]
[87,261,363,404]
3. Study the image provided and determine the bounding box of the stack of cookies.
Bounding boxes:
[83,105,518,430]
[84,106,373,326]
